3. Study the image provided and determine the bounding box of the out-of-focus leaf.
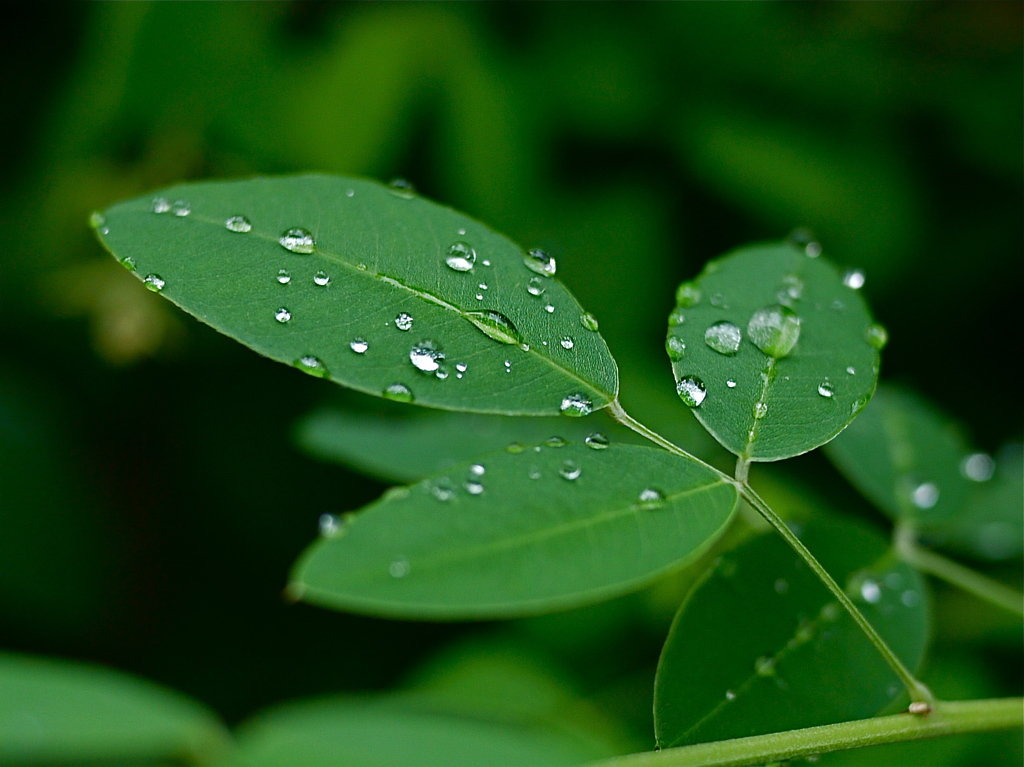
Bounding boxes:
[654,514,929,747]
[667,241,879,461]
[291,442,736,619]
[97,175,618,416]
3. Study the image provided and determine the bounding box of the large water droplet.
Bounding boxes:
[859,578,882,604]
[585,432,609,449]
[676,376,706,407]
[279,227,315,254]
[395,313,414,331]
[676,282,701,307]
[143,274,165,292]
[313,270,331,286]
[817,382,834,398]
[747,305,801,358]
[225,215,251,233]
[275,307,292,323]
[171,200,191,217]
[704,321,742,355]
[383,383,414,402]
[580,312,599,331]
[389,178,415,198]
[349,337,369,354]
[637,488,665,510]
[465,310,521,345]
[843,269,865,289]
[560,394,593,417]
[961,453,995,482]
[151,197,170,213]
[527,277,545,296]
[865,324,888,350]
[560,336,574,350]
[559,460,581,481]
[524,248,556,277]
[276,269,291,284]
[295,356,329,378]
[666,336,686,360]
[389,558,410,578]
[409,341,444,372]
[911,482,939,509]
[445,242,476,272]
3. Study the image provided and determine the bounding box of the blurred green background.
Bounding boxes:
[0,1,1020,760]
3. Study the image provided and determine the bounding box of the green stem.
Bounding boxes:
[608,400,723,476]
[896,527,1023,617]
[586,698,1023,767]
[740,483,934,706]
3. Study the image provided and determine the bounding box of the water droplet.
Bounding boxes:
[961,453,995,482]
[911,482,939,509]
[585,432,610,449]
[726,379,737,388]
[457,228,466,236]
[142,274,165,292]
[544,436,567,448]
[478,283,488,291]
[383,383,414,402]
[389,178,415,198]
[409,341,444,372]
[313,270,331,286]
[781,275,804,301]
[120,257,137,272]
[675,282,701,307]
[319,513,341,538]
[843,269,865,289]
[346,189,355,198]
[725,690,736,701]
[225,215,251,233]
[526,277,546,297]
[435,366,449,380]
[482,260,491,266]
[755,657,776,677]
[465,310,521,344]
[389,558,410,578]
[851,396,869,415]
[464,480,485,495]
[528,467,542,480]
[704,321,742,355]
[668,309,686,326]
[560,394,593,417]
[846,366,856,375]
[279,227,315,254]
[395,313,414,331]
[475,293,484,301]
[817,382,834,398]
[455,363,467,373]
[383,487,410,502]
[171,200,190,217]
[503,360,512,373]
[753,402,768,419]
[666,336,687,360]
[774,578,789,595]
[544,304,555,314]
[559,460,581,480]
[349,337,369,354]
[901,590,919,607]
[506,442,525,454]
[445,242,476,272]
[805,242,822,257]
[89,211,105,229]
[580,313,599,332]
[637,488,665,510]
[295,356,329,378]
[275,307,292,323]
[560,336,574,350]
[865,324,888,350]
[151,197,170,213]
[710,292,728,308]
[276,269,291,284]
[469,464,486,476]
[676,376,706,407]
[747,305,801,358]
[860,578,882,604]
[524,248,556,277]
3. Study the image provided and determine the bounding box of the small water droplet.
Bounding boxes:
[524,248,556,277]
[528,467,542,480]
[389,558,410,578]
[665,336,687,361]
[465,310,521,344]
[747,305,801,358]
[504,360,512,373]
[468,464,485,477]
[313,270,331,286]
[89,211,105,229]
[961,453,995,482]
[843,269,865,289]
[475,293,484,301]
[319,513,341,538]
[544,304,555,314]
[725,690,736,701]
[668,309,686,326]
[482,260,491,266]
[435,366,449,380]
[455,363,467,373]
[544,436,567,448]
[851,396,869,415]
[805,242,822,257]
[753,402,768,419]
[846,366,856,375]
[279,227,315,254]
[560,394,593,417]
[710,292,728,308]
[276,269,291,284]
[275,307,292,323]
[726,379,737,388]
[120,257,137,272]
[346,189,355,198]
[171,200,191,217]
[225,215,251,233]
[389,178,415,198]
[457,228,466,236]
[676,282,701,307]
[859,578,882,604]
[445,242,476,272]
[585,432,610,450]
[395,313,414,331]
[143,274,165,292]
[704,321,742,355]
[817,382,835,398]
[865,324,888,350]
[383,487,410,502]
[580,312,599,331]
[676,376,707,407]
[559,460,581,481]
[911,482,939,509]
[295,356,329,378]
[637,488,665,510]
[506,442,524,454]
[383,383,414,402]
[464,480,485,495]
[560,336,574,350]
[151,197,170,213]
[478,284,488,292]
[755,657,776,677]
[526,277,545,297]
[901,590,920,607]
[349,337,369,354]
[774,578,789,594]
[409,341,444,372]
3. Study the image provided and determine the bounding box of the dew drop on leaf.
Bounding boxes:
[120,257,137,272]
[846,366,856,375]
[89,211,105,229]
[580,312,599,331]
[585,432,610,450]
[544,304,555,314]
[388,178,415,199]
[665,336,686,360]
[668,309,686,326]
[704,321,742,355]
[637,488,665,510]
[506,442,525,454]
[225,215,251,233]
[464,480,484,495]
[675,282,701,308]
[726,379,737,388]
[911,482,939,509]
[843,269,865,289]
[747,305,801,358]
[383,383,414,403]
[395,313,414,331]
[859,578,882,604]
[527,277,545,296]
[725,690,736,701]
[389,558,410,578]
[143,274,165,292]
[560,336,574,350]
[559,460,581,481]
[294,355,329,378]
[313,270,330,286]
[675,376,706,407]
[465,310,521,345]
[409,341,444,372]
[560,393,593,417]
[445,242,476,272]
[754,656,776,677]
[961,453,995,482]
[469,464,486,476]
[866,323,888,350]
[753,402,768,419]
[279,227,315,254]
[545,436,567,448]
[274,307,291,323]
[817,382,834,398]
[318,514,341,538]
[524,248,556,277]
[171,200,191,217]
[276,269,291,284]
[349,337,369,354]
[151,197,170,213]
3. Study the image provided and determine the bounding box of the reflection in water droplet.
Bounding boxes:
[313,270,331,286]
[911,482,939,509]
[705,321,742,355]
[961,453,995,482]
[560,336,574,350]
[143,274,166,292]
[383,383,414,402]
[319,514,341,538]
[276,269,291,284]
[817,382,834,398]
[465,310,521,344]
[637,488,665,510]
[395,313,414,331]
[349,337,369,354]
[860,578,882,604]
[544,304,555,314]
[755,657,776,677]
[295,356,329,378]
[409,341,444,372]
[580,312,599,331]
[389,558,410,578]
[559,460,581,480]
[726,379,737,388]
[668,309,686,327]
[585,433,609,449]
[151,197,171,213]
[866,324,888,350]
[171,200,191,217]
[389,178,415,198]
[464,480,484,495]
[524,248,556,277]
[748,305,801,358]
[843,269,865,289]
[560,394,593,417]
[666,336,686,361]
[753,402,768,419]
[225,215,251,233]
[120,257,137,272]
[676,282,701,308]
[445,242,476,272]
[527,277,545,296]
[676,376,707,407]
[279,227,315,254]
[545,436,567,448]
[275,307,292,323]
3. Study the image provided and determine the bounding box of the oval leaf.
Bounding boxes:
[0,653,228,765]
[96,176,618,416]
[654,513,930,748]
[667,242,880,460]
[291,442,737,619]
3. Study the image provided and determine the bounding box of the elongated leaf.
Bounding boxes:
[291,442,737,619]
[95,175,618,416]
[654,514,929,748]
[666,241,880,461]
[297,403,641,483]
[230,698,594,767]
[0,653,229,765]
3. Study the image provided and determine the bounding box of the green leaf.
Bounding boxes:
[291,442,737,619]
[230,698,596,767]
[96,175,618,416]
[666,241,880,461]
[0,652,229,765]
[654,513,930,748]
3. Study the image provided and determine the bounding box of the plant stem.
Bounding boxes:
[895,527,1023,617]
[608,400,722,475]
[740,483,934,706]
[586,698,1023,767]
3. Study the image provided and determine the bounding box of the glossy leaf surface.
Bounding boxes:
[654,514,929,747]
[292,442,737,619]
[666,242,879,461]
[96,175,618,416]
